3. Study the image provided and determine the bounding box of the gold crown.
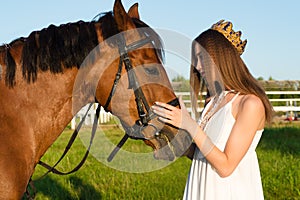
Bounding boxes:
[211,20,247,55]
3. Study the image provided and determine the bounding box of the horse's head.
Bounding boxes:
[107,1,193,160]
[90,0,192,161]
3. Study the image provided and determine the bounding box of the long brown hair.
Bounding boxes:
[190,29,273,123]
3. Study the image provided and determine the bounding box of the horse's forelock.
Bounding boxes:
[97,11,165,62]
[132,18,165,64]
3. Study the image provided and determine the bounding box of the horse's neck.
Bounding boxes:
[3,66,85,161]
[0,35,115,161]
[37,69,88,158]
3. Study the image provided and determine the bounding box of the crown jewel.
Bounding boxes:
[211,20,247,55]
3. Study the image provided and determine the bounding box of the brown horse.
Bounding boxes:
[0,0,192,199]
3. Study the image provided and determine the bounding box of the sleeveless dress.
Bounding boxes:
[183,93,264,200]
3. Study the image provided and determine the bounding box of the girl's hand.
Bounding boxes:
[151,96,198,132]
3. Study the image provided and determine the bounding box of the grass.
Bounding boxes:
[26,123,300,199]
[256,125,300,200]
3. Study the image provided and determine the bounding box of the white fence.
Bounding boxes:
[175,91,300,120]
[70,104,112,130]
[71,91,300,129]
[264,91,300,112]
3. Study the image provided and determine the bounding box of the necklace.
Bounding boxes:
[198,90,230,129]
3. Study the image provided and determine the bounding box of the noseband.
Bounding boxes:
[103,33,179,161]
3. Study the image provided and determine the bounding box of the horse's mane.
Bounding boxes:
[1,11,164,88]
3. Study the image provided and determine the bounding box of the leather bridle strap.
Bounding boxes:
[103,33,181,162]
[35,103,100,179]
[116,34,155,127]
[102,35,152,112]
[103,57,123,110]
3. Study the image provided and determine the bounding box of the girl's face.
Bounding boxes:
[193,43,205,78]
[192,42,224,96]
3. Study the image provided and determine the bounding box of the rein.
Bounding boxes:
[26,103,100,196]
[37,103,100,176]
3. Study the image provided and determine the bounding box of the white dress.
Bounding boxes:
[183,93,264,200]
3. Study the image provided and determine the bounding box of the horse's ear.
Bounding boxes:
[128,3,140,19]
[113,0,135,31]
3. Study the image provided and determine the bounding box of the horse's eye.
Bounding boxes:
[144,67,159,76]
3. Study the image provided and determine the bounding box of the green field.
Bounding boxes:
[26,123,300,200]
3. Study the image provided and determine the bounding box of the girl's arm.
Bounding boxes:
[152,95,265,177]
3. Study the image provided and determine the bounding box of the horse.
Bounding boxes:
[0,0,193,199]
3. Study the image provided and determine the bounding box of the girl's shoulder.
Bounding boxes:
[239,94,264,111]
[236,94,266,129]
[231,93,265,119]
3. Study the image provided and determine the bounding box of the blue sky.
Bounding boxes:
[1,0,299,80]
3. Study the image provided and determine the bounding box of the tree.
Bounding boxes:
[171,75,190,92]
[257,76,264,81]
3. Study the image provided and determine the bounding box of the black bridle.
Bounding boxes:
[104,33,179,161]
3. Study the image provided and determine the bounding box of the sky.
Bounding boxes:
[1,0,299,81]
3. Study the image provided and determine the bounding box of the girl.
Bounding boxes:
[152,20,273,200]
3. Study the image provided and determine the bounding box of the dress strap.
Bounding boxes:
[229,91,240,103]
